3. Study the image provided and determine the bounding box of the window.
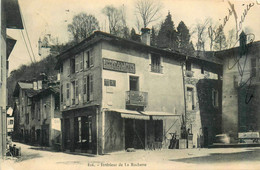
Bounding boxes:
[55,95,60,110]
[66,83,70,99]
[84,49,94,69]
[89,75,93,100]
[251,58,256,77]
[71,81,76,105]
[31,103,35,120]
[212,89,218,108]
[83,77,87,94]
[75,80,79,98]
[61,85,63,103]
[187,87,195,110]
[186,60,192,71]
[9,120,14,125]
[70,58,76,74]
[201,66,204,74]
[130,76,139,91]
[104,79,116,87]
[151,54,162,73]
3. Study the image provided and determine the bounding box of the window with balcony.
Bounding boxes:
[130,76,139,91]
[151,54,162,73]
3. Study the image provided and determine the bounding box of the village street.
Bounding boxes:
[1,142,260,170]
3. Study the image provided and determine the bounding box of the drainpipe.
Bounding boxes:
[181,60,187,133]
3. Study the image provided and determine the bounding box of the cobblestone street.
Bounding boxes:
[1,142,260,170]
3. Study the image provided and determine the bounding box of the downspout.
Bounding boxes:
[181,59,187,130]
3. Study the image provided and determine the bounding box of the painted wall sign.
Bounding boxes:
[103,58,135,74]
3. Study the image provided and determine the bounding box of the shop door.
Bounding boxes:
[64,118,70,149]
[125,119,145,149]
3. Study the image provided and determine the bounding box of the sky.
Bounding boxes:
[7,0,260,72]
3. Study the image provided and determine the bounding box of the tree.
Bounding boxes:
[67,13,100,43]
[177,21,194,55]
[194,19,210,51]
[102,5,129,37]
[130,28,141,42]
[214,26,227,51]
[150,26,157,46]
[207,19,218,51]
[226,28,236,48]
[157,12,178,50]
[135,0,162,28]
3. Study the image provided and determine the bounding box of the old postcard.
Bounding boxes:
[1,0,260,169]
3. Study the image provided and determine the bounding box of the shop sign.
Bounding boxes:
[103,58,135,74]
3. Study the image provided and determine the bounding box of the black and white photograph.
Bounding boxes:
[0,0,260,169]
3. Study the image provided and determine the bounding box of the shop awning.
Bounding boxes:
[140,111,181,120]
[109,109,150,120]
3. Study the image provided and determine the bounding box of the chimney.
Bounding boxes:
[141,28,151,45]
[239,31,247,56]
[33,80,38,90]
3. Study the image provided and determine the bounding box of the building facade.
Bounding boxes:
[13,77,61,147]
[215,38,260,143]
[56,29,223,154]
[0,0,23,158]
[183,52,223,147]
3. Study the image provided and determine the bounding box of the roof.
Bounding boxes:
[4,0,24,29]
[213,41,260,58]
[24,89,38,98]
[13,82,33,97]
[33,86,60,99]
[55,31,192,70]
[54,31,224,74]
[18,82,33,89]
[6,35,17,59]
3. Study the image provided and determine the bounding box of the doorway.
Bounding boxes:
[125,119,145,149]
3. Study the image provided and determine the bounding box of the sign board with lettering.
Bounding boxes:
[103,58,135,74]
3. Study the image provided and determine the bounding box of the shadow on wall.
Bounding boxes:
[170,149,260,164]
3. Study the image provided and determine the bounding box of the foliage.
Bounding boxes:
[150,26,157,46]
[102,5,129,38]
[213,26,228,51]
[194,19,210,51]
[130,28,141,42]
[135,0,162,28]
[177,21,194,55]
[67,12,100,43]
[156,12,178,50]
[7,47,61,106]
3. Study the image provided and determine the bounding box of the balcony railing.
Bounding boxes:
[126,91,148,107]
[151,65,163,73]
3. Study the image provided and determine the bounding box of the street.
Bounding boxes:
[1,142,260,170]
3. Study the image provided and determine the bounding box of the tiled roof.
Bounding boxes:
[18,82,33,89]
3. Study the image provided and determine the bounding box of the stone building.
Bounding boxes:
[55,29,222,154]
